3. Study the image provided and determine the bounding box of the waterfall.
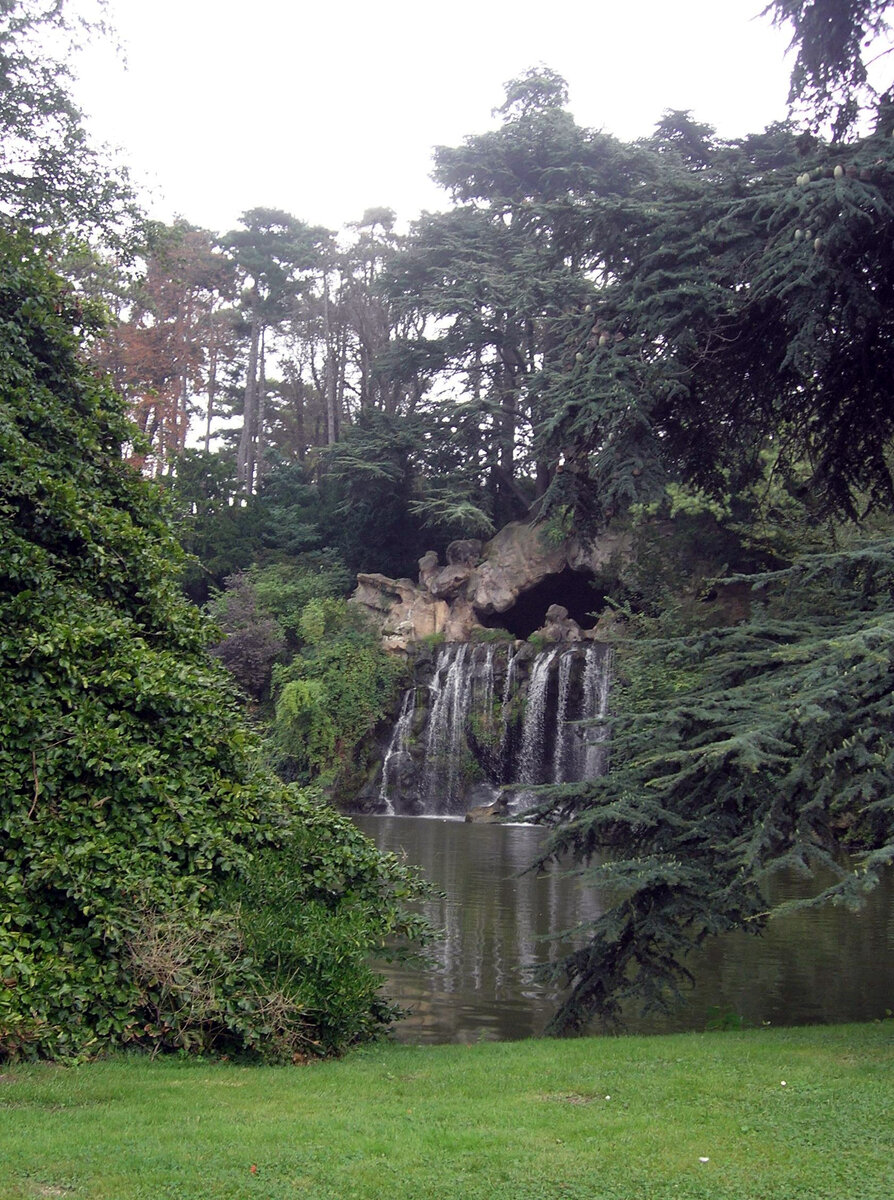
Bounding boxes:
[498,645,524,773]
[581,643,613,780]
[421,643,476,813]
[378,685,417,815]
[375,639,613,816]
[550,648,577,784]
[517,646,560,786]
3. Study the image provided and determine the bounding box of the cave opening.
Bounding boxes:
[480,567,606,639]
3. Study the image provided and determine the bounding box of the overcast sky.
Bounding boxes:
[73,0,795,236]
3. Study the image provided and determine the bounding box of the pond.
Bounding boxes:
[354,814,894,1044]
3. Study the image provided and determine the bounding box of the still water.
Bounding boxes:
[355,815,894,1044]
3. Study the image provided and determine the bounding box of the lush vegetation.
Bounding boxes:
[2,0,894,1051]
[0,1023,890,1199]
[532,535,894,1032]
[0,234,429,1062]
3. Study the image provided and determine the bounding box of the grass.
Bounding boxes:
[0,1023,891,1199]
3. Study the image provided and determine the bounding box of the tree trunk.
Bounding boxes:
[204,308,219,454]
[255,326,267,486]
[323,277,339,445]
[237,310,261,489]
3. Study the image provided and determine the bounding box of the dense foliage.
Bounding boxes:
[270,598,405,790]
[765,0,894,137]
[208,561,403,796]
[0,235,428,1060]
[532,537,894,1033]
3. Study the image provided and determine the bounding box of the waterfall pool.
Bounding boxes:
[354,814,894,1044]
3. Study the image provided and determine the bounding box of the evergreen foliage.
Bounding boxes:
[536,115,894,527]
[321,409,426,576]
[321,407,496,574]
[532,539,894,1033]
[0,234,428,1060]
[765,0,894,137]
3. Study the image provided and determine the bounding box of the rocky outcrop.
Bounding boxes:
[350,522,630,652]
[470,523,567,615]
[538,604,584,644]
[352,572,451,653]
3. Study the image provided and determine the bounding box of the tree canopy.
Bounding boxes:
[0,0,139,248]
[765,0,894,137]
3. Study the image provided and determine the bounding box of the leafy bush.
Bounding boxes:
[227,803,430,1053]
[0,234,428,1062]
[208,570,287,701]
[271,601,405,787]
[250,555,353,640]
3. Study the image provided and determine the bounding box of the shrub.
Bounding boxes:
[271,603,405,785]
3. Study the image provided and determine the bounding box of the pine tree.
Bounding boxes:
[537,115,894,527]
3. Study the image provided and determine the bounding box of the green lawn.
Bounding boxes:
[0,1023,891,1199]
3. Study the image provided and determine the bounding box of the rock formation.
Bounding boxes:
[350,521,630,652]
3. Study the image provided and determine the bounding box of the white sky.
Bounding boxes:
[73,0,796,236]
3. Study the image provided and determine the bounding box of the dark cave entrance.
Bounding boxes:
[480,566,605,639]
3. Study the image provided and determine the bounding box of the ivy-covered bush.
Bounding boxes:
[271,598,405,788]
[0,234,428,1061]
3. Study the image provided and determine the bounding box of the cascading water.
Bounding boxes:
[378,686,417,815]
[551,648,578,784]
[581,643,613,779]
[421,643,470,810]
[517,646,560,786]
[375,639,612,817]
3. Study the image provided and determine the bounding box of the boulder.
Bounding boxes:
[463,783,509,822]
[567,527,632,575]
[443,597,484,643]
[470,522,567,615]
[351,572,449,653]
[418,550,440,590]
[350,520,633,651]
[428,562,474,600]
[536,603,583,644]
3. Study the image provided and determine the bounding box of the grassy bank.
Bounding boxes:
[0,1023,891,1199]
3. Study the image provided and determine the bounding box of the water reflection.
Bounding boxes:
[356,815,894,1044]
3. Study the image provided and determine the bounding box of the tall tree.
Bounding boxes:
[222,208,331,491]
[0,0,139,248]
[527,13,894,1032]
[96,221,237,475]
[765,0,894,138]
[534,111,894,529]
[386,69,653,528]
[338,208,432,417]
